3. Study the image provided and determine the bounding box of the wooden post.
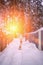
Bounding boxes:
[38,30,41,50]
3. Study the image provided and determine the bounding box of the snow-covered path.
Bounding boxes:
[0,38,43,65]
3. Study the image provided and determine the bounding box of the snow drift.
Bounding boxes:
[0,38,43,65]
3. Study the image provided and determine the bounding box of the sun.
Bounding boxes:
[9,24,18,33]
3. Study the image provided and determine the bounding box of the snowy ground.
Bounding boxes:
[0,38,43,65]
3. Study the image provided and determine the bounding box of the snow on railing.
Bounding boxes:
[25,27,43,50]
